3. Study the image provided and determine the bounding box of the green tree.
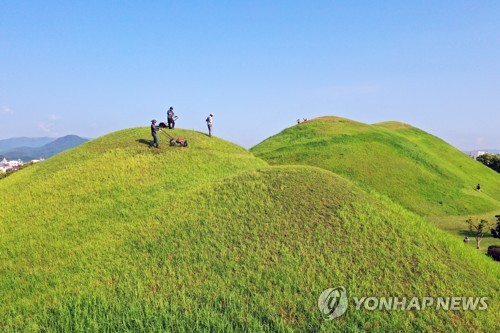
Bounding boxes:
[477,153,500,173]
[491,215,500,239]
[466,217,493,250]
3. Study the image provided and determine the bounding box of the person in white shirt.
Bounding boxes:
[206,113,213,137]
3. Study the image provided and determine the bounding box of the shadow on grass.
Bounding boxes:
[457,230,472,237]
[136,139,151,146]
[457,230,496,240]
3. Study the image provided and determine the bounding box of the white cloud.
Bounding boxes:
[1,106,13,114]
[37,121,54,133]
[36,114,62,134]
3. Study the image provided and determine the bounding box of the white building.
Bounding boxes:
[1,158,9,173]
[470,151,488,160]
[1,158,24,172]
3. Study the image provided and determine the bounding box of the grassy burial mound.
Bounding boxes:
[0,127,498,331]
[251,116,500,217]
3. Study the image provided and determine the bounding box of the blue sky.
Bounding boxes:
[1,1,499,149]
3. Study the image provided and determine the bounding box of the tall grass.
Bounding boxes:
[0,127,498,332]
[251,117,500,217]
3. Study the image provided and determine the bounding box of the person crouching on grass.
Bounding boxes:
[149,119,160,148]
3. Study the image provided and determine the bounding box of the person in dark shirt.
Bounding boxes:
[167,107,175,129]
[149,120,159,148]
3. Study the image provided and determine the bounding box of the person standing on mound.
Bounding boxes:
[149,119,159,148]
[206,113,213,137]
[167,107,175,129]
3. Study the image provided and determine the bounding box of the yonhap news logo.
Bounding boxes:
[318,286,348,320]
[318,286,488,320]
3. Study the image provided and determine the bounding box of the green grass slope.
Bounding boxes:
[251,116,500,217]
[1,128,498,332]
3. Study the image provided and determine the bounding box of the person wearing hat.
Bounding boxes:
[167,107,175,129]
[149,119,160,148]
[206,113,213,137]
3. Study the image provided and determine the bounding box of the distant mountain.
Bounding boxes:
[0,137,55,154]
[1,135,89,161]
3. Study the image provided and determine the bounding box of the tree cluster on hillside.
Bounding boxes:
[477,153,500,173]
[490,221,500,260]
[491,215,500,239]
[0,163,33,180]
[0,171,9,180]
[467,215,500,261]
[466,217,492,250]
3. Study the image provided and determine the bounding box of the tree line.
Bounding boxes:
[466,215,500,261]
[477,153,500,173]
